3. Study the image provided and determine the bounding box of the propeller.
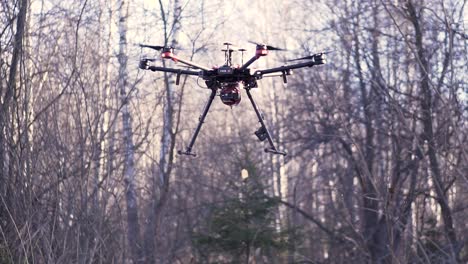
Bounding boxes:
[287,50,333,61]
[139,44,166,51]
[248,41,287,51]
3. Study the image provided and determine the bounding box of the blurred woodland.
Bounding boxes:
[0,0,467,263]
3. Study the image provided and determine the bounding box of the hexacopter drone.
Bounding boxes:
[139,42,326,156]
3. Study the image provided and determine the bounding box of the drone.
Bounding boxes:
[139,42,326,156]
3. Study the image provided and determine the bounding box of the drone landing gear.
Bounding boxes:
[245,88,287,156]
[178,88,217,157]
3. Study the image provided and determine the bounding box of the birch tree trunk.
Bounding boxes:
[117,0,143,262]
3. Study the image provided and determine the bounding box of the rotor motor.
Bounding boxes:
[220,83,241,106]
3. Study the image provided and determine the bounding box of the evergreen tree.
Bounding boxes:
[193,175,295,263]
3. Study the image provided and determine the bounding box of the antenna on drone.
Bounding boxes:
[238,48,246,65]
[222,42,235,66]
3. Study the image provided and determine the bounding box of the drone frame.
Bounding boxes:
[139,42,326,156]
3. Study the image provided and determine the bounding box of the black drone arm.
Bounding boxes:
[140,59,200,76]
[140,59,201,85]
[240,55,260,70]
[140,43,211,71]
[146,65,200,76]
[255,53,326,76]
[255,59,324,76]
[240,43,287,70]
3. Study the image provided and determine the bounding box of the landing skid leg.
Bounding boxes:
[178,88,217,157]
[245,88,287,156]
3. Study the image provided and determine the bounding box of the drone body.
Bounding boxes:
[139,42,326,156]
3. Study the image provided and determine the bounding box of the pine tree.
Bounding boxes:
[193,176,295,263]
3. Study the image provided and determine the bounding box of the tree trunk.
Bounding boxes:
[117,0,143,262]
[407,1,459,261]
[144,1,182,261]
[350,5,387,262]
[0,0,28,201]
[0,2,29,260]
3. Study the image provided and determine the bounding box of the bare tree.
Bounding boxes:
[405,1,460,260]
[142,0,183,262]
[117,0,143,262]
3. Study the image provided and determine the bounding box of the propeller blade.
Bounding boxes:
[265,45,286,51]
[287,51,333,61]
[248,41,287,51]
[139,44,165,51]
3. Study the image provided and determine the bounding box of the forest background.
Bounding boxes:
[0,0,467,263]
